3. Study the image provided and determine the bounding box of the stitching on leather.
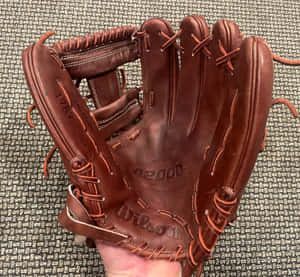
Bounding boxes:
[189,240,198,266]
[71,163,104,218]
[198,226,215,253]
[197,189,237,256]
[158,209,194,240]
[99,152,112,174]
[205,211,225,234]
[57,81,113,176]
[63,44,136,68]
[203,145,210,160]
[211,91,238,176]
[121,243,179,257]
[73,109,87,131]
[89,112,99,128]
[111,142,121,150]
[130,242,149,254]
[57,40,132,60]
[192,178,200,225]
[55,26,137,54]
[97,99,139,128]
[57,81,71,105]
[137,198,148,209]
[149,90,155,107]
[86,132,98,153]
[215,192,237,206]
[191,33,212,57]
[216,40,240,73]
[213,194,231,215]
[128,129,140,140]
[60,40,135,61]
[122,177,130,189]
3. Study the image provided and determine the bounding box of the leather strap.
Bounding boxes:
[58,186,128,243]
[88,70,122,108]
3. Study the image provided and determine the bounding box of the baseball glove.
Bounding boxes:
[23,16,299,277]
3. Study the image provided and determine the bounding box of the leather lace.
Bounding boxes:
[53,26,137,54]
[260,98,299,149]
[216,40,300,72]
[26,52,299,178]
[160,29,183,52]
[72,162,105,218]
[199,190,237,252]
[214,40,299,154]
[191,33,212,57]
[133,29,183,52]
[43,145,57,178]
[216,40,240,73]
[132,30,151,52]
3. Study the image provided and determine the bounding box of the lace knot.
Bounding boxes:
[191,34,212,57]
[160,29,183,52]
[216,40,240,73]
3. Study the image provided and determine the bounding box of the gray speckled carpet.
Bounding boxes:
[0,0,299,276]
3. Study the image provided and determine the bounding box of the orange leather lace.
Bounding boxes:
[160,29,183,52]
[72,162,104,218]
[216,40,240,73]
[198,190,237,254]
[191,33,212,57]
[26,40,299,178]
[54,26,137,54]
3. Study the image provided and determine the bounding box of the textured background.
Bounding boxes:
[0,0,299,276]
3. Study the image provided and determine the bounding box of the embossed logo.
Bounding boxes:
[134,164,183,181]
[55,90,73,119]
[116,205,167,236]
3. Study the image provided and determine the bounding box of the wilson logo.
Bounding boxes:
[116,205,167,236]
[134,164,183,181]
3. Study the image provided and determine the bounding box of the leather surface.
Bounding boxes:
[87,70,122,108]
[102,17,274,274]
[2,1,298,276]
[23,17,276,277]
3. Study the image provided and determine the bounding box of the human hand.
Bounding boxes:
[96,241,182,277]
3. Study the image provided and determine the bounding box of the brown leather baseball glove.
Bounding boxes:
[23,16,299,277]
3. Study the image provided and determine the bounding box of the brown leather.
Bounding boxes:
[92,88,142,139]
[96,17,274,275]
[87,69,123,108]
[52,26,138,80]
[22,24,189,265]
[22,18,298,277]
